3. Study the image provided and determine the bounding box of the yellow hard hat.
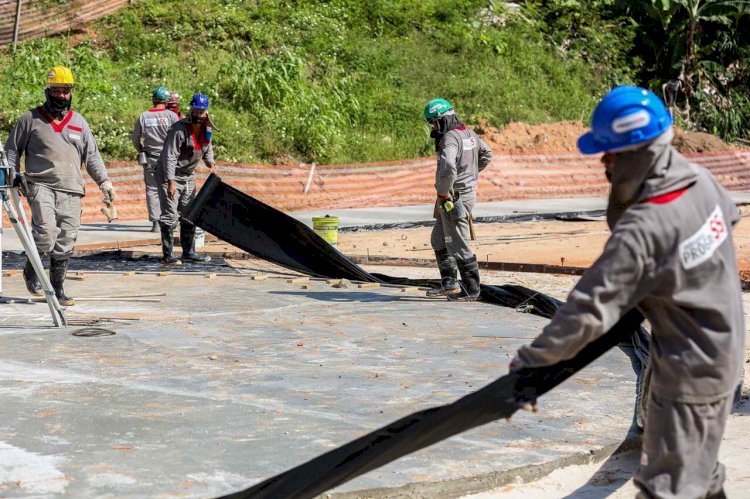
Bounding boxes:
[46,66,75,86]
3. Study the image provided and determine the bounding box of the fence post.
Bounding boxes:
[303,162,317,195]
[12,0,23,52]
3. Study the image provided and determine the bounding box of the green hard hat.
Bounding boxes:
[423,98,453,122]
[152,86,171,102]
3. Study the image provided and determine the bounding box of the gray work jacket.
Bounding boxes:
[434,126,493,201]
[156,119,214,181]
[5,107,109,194]
[517,132,745,403]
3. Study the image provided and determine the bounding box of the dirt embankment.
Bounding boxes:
[475,121,740,154]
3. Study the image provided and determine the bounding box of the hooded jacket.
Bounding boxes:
[516,130,745,403]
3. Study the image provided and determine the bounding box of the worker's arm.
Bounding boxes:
[131,116,143,152]
[4,113,32,178]
[80,118,110,187]
[515,224,654,369]
[160,125,182,181]
[477,136,493,172]
[434,134,459,198]
[203,140,216,172]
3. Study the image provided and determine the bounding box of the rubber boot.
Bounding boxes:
[160,223,182,266]
[180,223,211,263]
[150,221,159,233]
[23,256,44,297]
[50,258,75,306]
[448,255,481,302]
[705,489,727,499]
[426,249,461,297]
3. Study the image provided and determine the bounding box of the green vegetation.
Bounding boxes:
[1,0,747,164]
[0,1,608,163]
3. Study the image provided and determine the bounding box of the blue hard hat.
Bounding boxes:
[189,93,209,110]
[577,86,673,155]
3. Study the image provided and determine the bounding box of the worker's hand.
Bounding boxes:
[167,180,177,200]
[99,180,116,202]
[509,357,538,413]
[12,174,27,197]
[208,163,217,174]
[509,357,524,373]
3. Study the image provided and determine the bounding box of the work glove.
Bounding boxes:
[208,162,217,174]
[441,195,467,222]
[509,356,538,413]
[99,180,116,202]
[12,174,27,197]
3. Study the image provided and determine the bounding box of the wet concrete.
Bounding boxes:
[0,259,640,498]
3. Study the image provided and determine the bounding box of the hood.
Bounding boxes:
[606,128,699,228]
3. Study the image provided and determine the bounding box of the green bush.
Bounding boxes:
[0,0,610,163]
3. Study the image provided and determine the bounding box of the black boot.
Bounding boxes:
[448,255,481,302]
[426,249,461,297]
[160,223,182,266]
[50,258,75,306]
[23,256,44,297]
[180,223,211,263]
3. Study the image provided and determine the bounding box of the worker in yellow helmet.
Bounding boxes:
[4,66,115,306]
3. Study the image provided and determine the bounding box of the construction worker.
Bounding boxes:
[4,66,115,306]
[424,98,493,301]
[510,86,744,499]
[166,90,182,118]
[155,93,215,265]
[132,86,180,232]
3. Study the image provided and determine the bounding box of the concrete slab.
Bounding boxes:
[0,259,640,498]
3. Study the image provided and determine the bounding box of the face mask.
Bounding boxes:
[45,88,72,117]
[191,114,206,124]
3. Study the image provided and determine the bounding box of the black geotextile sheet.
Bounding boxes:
[183,175,644,499]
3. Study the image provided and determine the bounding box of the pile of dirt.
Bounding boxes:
[475,120,738,154]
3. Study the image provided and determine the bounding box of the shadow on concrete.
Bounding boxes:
[562,437,641,499]
[269,290,432,303]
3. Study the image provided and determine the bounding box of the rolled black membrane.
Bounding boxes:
[183,174,644,499]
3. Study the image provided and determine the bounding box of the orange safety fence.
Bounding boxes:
[4,150,750,224]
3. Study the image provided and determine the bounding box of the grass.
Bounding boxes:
[0,0,610,164]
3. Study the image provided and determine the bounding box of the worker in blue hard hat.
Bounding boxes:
[155,93,217,265]
[510,86,744,499]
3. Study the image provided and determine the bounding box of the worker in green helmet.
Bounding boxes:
[424,98,493,301]
[132,86,180,232]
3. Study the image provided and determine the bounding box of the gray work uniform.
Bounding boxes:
[431,126,492,260]
[155,119,214,228]
[515,131,744,499]
[4,106,109,259]
[132,108,179,222]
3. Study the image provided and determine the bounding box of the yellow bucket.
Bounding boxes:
[312,215,339,246]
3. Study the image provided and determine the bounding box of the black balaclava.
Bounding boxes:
[430,111,463,150]
[44,88,72,120]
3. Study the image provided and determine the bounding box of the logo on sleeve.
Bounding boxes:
[679,205,727,269]
[462,137,476,150]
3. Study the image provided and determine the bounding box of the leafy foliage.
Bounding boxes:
[0,0,606,163]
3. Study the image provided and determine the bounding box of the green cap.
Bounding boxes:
[152,86,171,103]
[423,98,453,122]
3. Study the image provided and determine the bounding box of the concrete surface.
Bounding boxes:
[0,260,642,498]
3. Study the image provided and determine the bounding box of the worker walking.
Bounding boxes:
[424,98,493,301]
[4,66,115,306]
[510,86,744,499]
[155,93,216,265]
[132,86,179,232]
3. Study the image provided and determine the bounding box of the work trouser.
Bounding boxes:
[157,176,195,228]
[27,183,82,260]
[635,392,732,499]
[430,195,475,261]
[143,155,162,222]
[618,326,651,430]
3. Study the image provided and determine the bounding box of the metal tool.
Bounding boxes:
[0,140,66,327]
